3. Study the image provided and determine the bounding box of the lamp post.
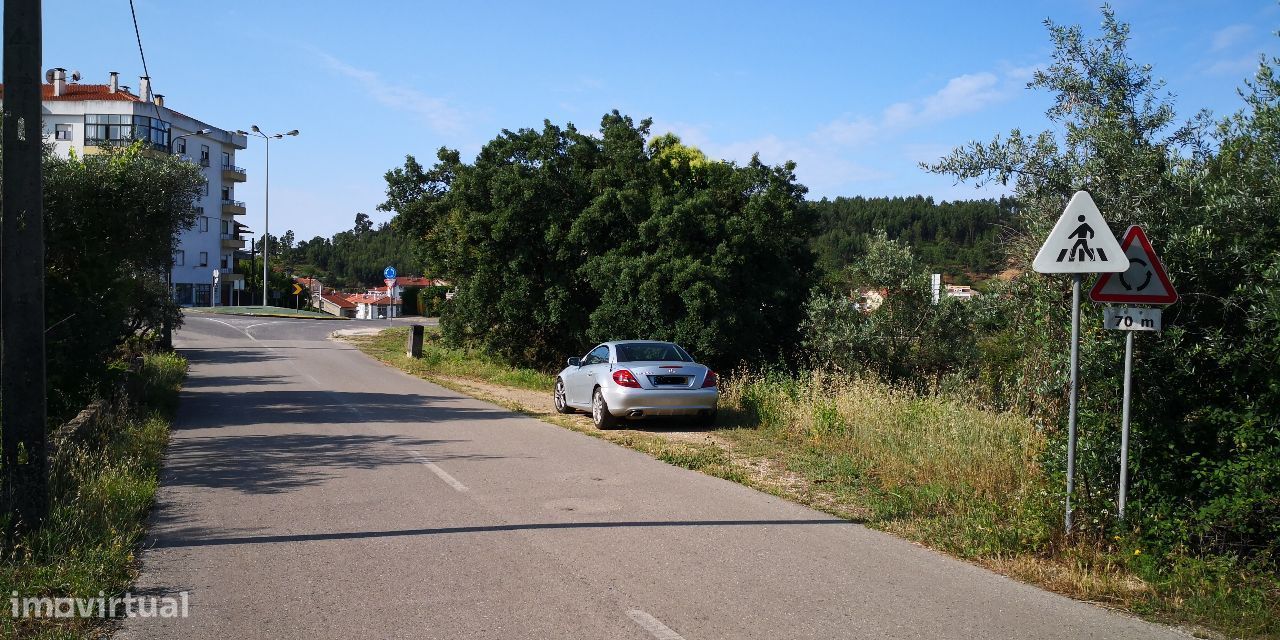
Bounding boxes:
[162,128,212,349]
[237,126,299,308]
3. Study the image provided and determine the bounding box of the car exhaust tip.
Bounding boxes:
[627,409,644,417]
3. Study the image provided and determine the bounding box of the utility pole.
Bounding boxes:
[2,0,49,533]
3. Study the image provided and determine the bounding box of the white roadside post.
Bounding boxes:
[1089,225,1178,520]
[1032,191,1128,535]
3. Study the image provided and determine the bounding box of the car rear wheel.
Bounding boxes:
[592,388,617,430]
[554,379,574,414]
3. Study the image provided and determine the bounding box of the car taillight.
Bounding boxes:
[612,369,641,388]
[701,370,718,388]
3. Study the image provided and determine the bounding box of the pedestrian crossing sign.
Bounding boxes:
[1033,191,1129,274]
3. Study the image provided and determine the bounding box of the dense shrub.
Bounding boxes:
[381,112,814,370]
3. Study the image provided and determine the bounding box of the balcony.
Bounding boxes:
[221,233,245,250]
[222,164,246,182]
[221,199,246,215]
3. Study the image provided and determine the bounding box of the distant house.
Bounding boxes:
[317,292,356,318]
[347,293,400,320]
[857,288,888,313]
[944,284,978,300]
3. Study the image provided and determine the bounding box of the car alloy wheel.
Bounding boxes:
[554,379,573,414]
[592,388,617,429]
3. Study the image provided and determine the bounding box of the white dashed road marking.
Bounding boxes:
[626,609,687,640]
[409,450,469,492]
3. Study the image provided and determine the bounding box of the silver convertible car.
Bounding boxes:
[554,341,718,429]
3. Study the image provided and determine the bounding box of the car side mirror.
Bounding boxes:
[567,357,581,367]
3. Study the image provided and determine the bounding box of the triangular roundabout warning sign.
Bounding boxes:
[1089,225,1178,305]
[1033,191,1129,273]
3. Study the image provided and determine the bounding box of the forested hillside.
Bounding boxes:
[807,195,1020,283]
[270,212,423,289]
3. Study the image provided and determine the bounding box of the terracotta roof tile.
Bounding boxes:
[320,293,356,309]
[0,83,145,102]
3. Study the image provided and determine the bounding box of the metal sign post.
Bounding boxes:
[1065,274,1082,531]
[1033,191,1127,535]
[1118,330,1133,519]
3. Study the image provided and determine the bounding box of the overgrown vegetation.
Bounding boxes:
[917,8,1280,569]
[40,144,204,422]
[0,352,186,639]
[379,114,815,371]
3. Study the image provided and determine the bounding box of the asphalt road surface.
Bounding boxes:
[120,314,1185,639]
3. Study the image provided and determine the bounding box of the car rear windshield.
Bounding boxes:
[615,342,693,363]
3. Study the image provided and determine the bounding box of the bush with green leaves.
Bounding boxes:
[36,143,204,421]
[381,112,814,370]
[802,231,980,391]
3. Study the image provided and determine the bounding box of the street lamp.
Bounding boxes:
[237,126,299,307]
[161,128,213,349]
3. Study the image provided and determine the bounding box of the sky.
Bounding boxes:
[32,0,1280,240]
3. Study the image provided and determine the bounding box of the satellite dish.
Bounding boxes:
[45,69,55,84]
[70,70,81,82]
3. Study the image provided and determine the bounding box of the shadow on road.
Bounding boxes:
[160,432,499,495]
[150,518,854,549]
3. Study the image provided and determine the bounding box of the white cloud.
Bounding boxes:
[1204,54,1260,77]
[650,67,1031,198]
[1211,24,1252,52]
[919,72,1003,121]
[811,69,1017,150]
[314,51,465,134]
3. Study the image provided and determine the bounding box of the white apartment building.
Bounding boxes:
[11,68,249,306]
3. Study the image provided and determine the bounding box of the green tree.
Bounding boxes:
[803,231,976,389]
[382,111,815,370]
[36,143,204,420]
[926,8,1279,560]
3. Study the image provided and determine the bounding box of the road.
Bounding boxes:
[120,314,1184,639]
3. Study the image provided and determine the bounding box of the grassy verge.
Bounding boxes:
[349,327,1277,638]
[0,351,186,639]
[353,327,555,391]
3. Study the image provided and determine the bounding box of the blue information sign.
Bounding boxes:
[383,266,397,280]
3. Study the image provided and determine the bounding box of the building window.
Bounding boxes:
[194,284,211,306]
[222,151,231,167]
[83,114,168,150]
[174,250,185,266]
[199,217,209,232]
[202,182,209,197]
[221,187,231,201]
[221,255,231,269]
[198,251,208,267]
[200,144,210,167]
[54,124,72,140]
[220,219,231,235]
[174,283,194,305]
[175,137,186,154]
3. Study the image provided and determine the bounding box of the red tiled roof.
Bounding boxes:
[0,83,144,102]
[347,294,399,305]
[320,293,356,309]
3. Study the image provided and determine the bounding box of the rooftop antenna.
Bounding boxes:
[69,70,81,82]
[44,69,54,83]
